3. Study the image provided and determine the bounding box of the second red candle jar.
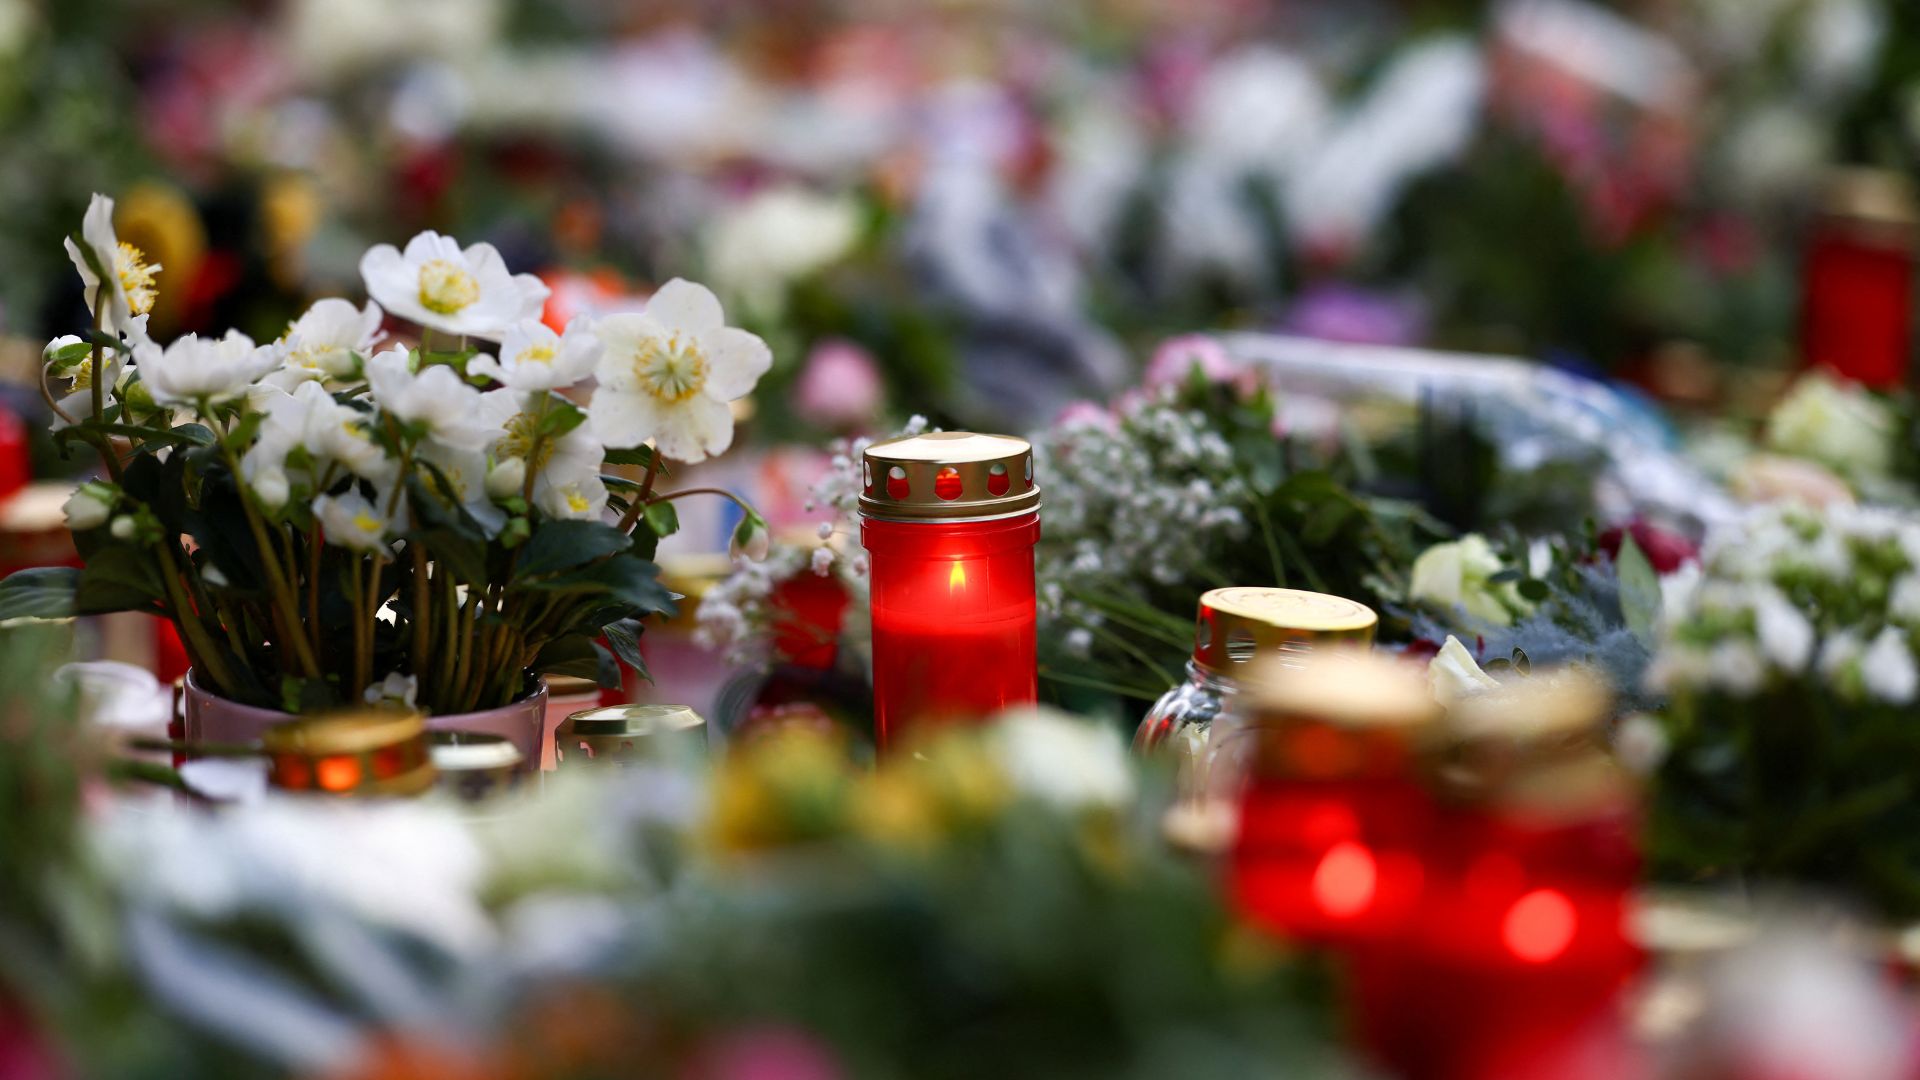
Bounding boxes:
[859,431,1040,748]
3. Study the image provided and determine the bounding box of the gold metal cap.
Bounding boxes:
[262,710,436,797]
[858,431,1039,522]
[1244,648,1436,731]
[556,703,707,765]
[1193,587,1377,674]
[1429,669,1626,814]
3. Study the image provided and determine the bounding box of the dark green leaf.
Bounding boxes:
[531,634,620,689]
[514,520,633,578]
[601,618,652,684]
[0,567,79,620]
[643,500,679,540]
[521,554,677,617]
[75,546,166,614]
[54,422,215,454]
[602,446,669,473]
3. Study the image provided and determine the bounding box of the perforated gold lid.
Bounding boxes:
[858,431,1039,522]
[1192,587,1377,674]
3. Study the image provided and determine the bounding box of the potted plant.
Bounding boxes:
[0,194,774,763]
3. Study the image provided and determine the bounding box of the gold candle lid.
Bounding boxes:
[1244,649,1436,731]
[1430,669,1626,814]
[1193,587,1378,674]
[858,431,1039,522]
[262,710,436,797]
[556,703,707,765]
[1818,166,1919,246]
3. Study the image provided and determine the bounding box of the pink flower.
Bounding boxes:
[794,338,884,430]
[1052,400,1116,431]
[681,1028,842,1080]
[1144,334,1237,388]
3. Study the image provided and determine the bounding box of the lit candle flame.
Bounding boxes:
[949,561,968,593]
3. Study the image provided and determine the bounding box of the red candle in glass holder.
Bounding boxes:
[1228,650,1440,947]
[1800,168,1918,389]
[859,432,1040,748]
[1353,673,1645,1080]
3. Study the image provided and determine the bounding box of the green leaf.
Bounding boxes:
[521,554,677,617]
[537,399,587,438]
[601,618,652,684]
[643,500,679,540]
[1616,534,1662,649]
[602,446,669,474]
[1516,578,1551,602]
[514,520,633,578]
[0,567,79,620]
[53,422,215,453]
[531,634,620,689]
[75,547,166,615]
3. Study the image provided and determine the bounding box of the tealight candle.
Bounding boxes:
[859,432,1040,748]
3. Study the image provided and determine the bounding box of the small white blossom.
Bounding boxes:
[263,298,383,390]
[135,330,279,406]
[62,481,116,531]
[358,230,548,340]
[64,193,158,344]
[809,546,835,576]
[363,672,420,710]
[1753,589,1815,672]
[108,515,136,540]
[485,457,526,500]
[313,491,393,554]
[589,279,771,464]
[365,346,493,450]
[468,316,600,391]
[1861,628,1918,704]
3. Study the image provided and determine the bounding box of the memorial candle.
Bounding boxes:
[859,431,1040,748]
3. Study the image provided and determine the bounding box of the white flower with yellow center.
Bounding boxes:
[263,298,385,391]
[133,330,281,406]
[588,278,770,463]
[364,346,493,451]
[314,491,393,554]
[477,388,604,520]
[358,230,549,340]
[468,316,600,391]
[64,193,160,345]
[244,381,392,507]
[416,439,506,535]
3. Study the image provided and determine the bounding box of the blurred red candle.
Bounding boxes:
[859,432,1040,748]
[1228,650,1439,946]
[1800,168,1918,390]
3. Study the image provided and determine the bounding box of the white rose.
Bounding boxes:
[1408,534,1531,626]
[1427,634,1501,709]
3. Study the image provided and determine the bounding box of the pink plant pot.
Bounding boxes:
[182,671,549,774]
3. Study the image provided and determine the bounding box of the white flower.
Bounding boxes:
[64,193,159,343]
[1818,631,1865,685]
[1766,370,1894,478]
[263,298,384,390]
[1861,628,1918,704]
[135,330,279,406]
[63,481,116,531]
[251,468,290,510]
[415,440,506,534]
[809,546,834,576]
[1428,634,1502,708]
[485,457,525,500]
[109,515,136,540]
[589,279,771,463]
[364,346,493,450]
[477,389,604,520]
[1708,641,1766,697]
[313,491,393,554]
[1889,575,1920,625]
[704,186,861,310]
[1753,589,1815,672]
[44,334,126,428]
[358,230,549,340]
[246,381,392,493]
[1408,534,1532,626]
[363,672,419,710]
[993,708,1134,809]
[467,316,600,391]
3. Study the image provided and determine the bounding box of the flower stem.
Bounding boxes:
[616,455,664,533]
[411,546,430,704]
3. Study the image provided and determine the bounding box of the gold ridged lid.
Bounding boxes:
[557,703,706,765]
[1244,648,1436,731]
[1193,587,1378,674]
[262,710,426,756]
[858,431,1039,522]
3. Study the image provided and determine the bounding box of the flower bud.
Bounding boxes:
[487,457,527,500]
[730,513,770,562]
[109,516,136,540]
[252,468,291,510]
[62,482,116,531]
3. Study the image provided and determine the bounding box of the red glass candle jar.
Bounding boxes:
[1354,674,1644,1080]
[1800,168,1918,389]
[1227,650,1439,947]
[859,432,1040,748]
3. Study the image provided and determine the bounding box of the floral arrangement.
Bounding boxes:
[0,195,772,715]
[1648,502,1920,914]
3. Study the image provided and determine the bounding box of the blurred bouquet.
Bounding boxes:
[1649,502,1920,914]
[1,194,773,715]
